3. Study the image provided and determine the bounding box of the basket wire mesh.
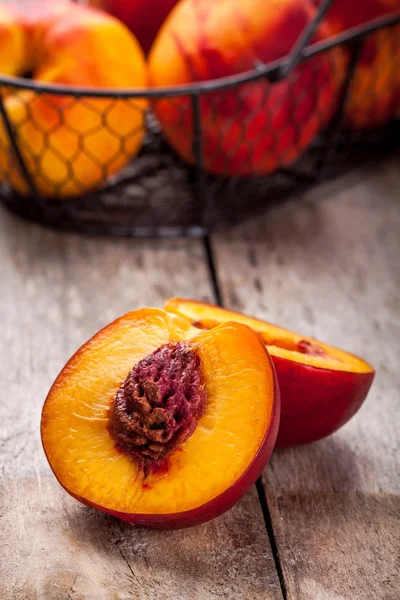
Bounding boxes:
[0,0,399,237]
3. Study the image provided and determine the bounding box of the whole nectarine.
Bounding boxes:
[89,0,179,54]
[314,0,400,128]
[149,0,346,176]
[41,309,279,528]
[0,4,24,76]
[0,1,147,198]
[165,299,375,448]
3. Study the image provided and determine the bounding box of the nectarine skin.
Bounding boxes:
[273,355,374,447]
[149,0,346,176]
[164,299,375,449]
[314,0,400,128]
[0,5,25,76]
[89,0,179,54]
[0,1,147,197]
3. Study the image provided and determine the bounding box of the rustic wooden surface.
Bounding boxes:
[0,214,282,600]
[0,153,399,599]
[212,154,400,600]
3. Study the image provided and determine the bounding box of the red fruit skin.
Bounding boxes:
[273,355,375,448]
[44,344,280,530]
[149,0,347,177]
[90,0,179,53]
[313,0,400,128]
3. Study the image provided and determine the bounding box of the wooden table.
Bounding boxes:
[1,154,399,600]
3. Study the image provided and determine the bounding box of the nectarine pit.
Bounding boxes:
[110,342,206,473]
[297,340,326,357]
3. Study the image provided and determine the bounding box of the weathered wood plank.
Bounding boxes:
[1,478,281,600]
[211,154,400,600]
[0,210,282,600]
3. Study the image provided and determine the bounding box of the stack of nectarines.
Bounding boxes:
[41,300,374,529]
[0,0,398,197]
[95,0,399,178]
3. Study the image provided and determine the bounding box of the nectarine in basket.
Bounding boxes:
[314,0,400,128]
[41,309,279,528]
[0,0,147,198]
[148,0,346,176]
[89,0,179,54]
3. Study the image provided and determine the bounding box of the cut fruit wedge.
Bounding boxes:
[41,308,279,528]
[165,299,375,447]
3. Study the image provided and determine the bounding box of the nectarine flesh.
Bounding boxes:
[165,299,375,448]
[41,309,279,528]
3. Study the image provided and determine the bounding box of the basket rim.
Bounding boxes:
[0,11,399,99]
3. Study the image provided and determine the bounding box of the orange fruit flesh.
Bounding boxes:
[165,299,373,375]
[41,309,274,515]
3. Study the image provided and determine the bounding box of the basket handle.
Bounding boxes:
[277,0,335,81]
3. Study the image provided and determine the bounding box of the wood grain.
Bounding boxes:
[0,211,282,600]
[1,478,282,600]
[211,154,400,600]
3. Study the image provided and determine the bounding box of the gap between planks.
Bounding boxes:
[202,233,288,600]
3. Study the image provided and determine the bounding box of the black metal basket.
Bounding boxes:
[0,1,399,238]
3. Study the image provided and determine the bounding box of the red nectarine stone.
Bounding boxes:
[110,341,206,472]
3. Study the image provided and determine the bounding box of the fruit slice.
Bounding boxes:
[165,299,375,448]
[41,308,279,529]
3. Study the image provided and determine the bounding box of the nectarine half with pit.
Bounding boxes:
[148,0,346,176]
[0,0,147,198]
[41,309,279,528]
[165,299,375,448]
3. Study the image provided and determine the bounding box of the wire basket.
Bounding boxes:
[0,2,399,238]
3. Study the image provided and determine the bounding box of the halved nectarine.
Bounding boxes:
[165,299,375,448]
[41,308,279,528]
